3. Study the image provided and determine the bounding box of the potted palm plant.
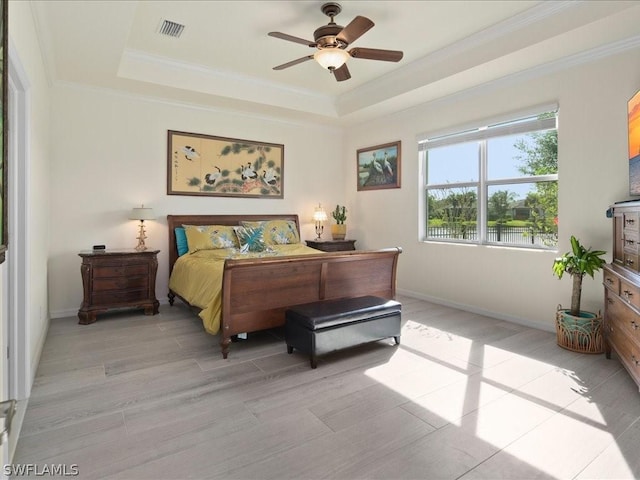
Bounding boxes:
[552,235,606,353]
[331,205,347,240]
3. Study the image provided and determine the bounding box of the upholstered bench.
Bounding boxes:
[285,295,402,369]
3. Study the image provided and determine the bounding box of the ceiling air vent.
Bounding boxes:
[157,19,185,38]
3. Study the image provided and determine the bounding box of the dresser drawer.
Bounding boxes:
[93,264,149,278]
[624,211,640,234]
[623,253,640,273]
[624,231,640,255]
[620,279,640,309]
[603,270,620,294]
[608,293,639,329]
[93,276,149,292]
[609,327,640,384]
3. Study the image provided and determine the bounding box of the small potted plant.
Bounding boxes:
[331,205,347,240]
[552,235,607,353]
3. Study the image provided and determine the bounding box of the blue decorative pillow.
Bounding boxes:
[233,226,266,253]
[175,227,189,256]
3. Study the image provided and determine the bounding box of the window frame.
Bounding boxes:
[419,108,558,249]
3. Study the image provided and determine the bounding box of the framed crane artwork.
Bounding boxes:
[357,141,401,191]
[167,130,284,199]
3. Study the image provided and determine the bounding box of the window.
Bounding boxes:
[420,109,558,249]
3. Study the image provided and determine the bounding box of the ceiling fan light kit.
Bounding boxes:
[314,48,349,70]
[268,2,403,82]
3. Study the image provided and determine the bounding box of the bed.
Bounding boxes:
[167,214,401,358]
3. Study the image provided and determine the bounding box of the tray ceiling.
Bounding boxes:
[31,0,640,125]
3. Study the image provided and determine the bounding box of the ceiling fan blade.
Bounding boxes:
[268,32,316,47]
[273,55,314,70]
[333,64,351,82]
[336,16,374,45]
[349,47,403,62]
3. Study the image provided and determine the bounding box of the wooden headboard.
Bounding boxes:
[166,214,300,274]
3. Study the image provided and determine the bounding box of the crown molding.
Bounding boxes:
[415,1,575,66]
[52,80,343,132]
[442,33,640,106]
[118,48,338,118]
[338,3,640,122]
[335,1,578,116]
[399,34,640,132]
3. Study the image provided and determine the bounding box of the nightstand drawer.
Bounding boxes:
[93,276,149,292]
[92,288,149,305]
[93,264,149,278]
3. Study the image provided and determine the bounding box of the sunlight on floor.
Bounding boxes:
[498,402,622,478]
[363,318,632,478]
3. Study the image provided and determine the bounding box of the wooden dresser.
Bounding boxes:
[603,201,640,391]
[78,249,160,324]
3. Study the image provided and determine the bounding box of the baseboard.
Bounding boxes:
[31,317,49,386]
[49,308,78,319]
[396,287,555,333]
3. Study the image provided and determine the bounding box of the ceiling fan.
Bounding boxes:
[268,2,403,82]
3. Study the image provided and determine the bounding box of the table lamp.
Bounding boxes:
[129,205,156,251]
[313,203,328,240]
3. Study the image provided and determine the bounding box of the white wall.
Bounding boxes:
[345,47,638,330]
[48,86,344,317]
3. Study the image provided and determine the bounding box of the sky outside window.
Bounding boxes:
[428,134,543,198]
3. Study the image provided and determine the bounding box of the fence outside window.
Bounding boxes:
[427,224,555,247]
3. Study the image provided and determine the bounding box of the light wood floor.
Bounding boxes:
[13,295,640,479]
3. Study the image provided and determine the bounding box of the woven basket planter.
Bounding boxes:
[555,305,603,354]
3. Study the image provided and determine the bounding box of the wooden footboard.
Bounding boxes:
[167,214,401,358]
[219,248,401,358]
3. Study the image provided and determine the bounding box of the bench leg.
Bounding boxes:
[287,345,294,354]
[394,335,401,345]
[310,355,318,369]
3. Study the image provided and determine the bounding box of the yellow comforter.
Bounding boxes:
[169,244,321,334]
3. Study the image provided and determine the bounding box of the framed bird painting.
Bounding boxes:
[167,130,284,199]
[357,141,401,191]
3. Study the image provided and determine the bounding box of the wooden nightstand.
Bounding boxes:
[78,249,160,324]
[305,239,356,252]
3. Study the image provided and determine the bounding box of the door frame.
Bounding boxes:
[7,41,32,400]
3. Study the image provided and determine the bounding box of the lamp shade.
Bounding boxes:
[129,206,156,221]
[313,204,328,222]
[314,48,349,70]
